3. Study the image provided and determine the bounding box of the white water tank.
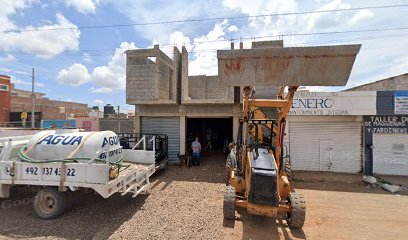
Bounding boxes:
[23,129,122,163]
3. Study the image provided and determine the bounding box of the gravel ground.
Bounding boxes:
[0,153,407,240]
[0,152,227,240]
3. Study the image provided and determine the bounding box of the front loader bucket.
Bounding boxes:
[217,44,361,87]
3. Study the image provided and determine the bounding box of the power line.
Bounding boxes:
[3,4,408,33]
[3,26,408,56]
[6,32,408,59]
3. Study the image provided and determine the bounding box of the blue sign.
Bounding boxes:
[41,120,76,129]
[394,91,408,114]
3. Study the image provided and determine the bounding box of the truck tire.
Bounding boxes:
[285,158,292,181]
[287,192,306,228]
[34,187,68,219]
[223,186,236,219]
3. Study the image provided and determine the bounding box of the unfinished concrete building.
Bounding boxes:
[125,42,284,162]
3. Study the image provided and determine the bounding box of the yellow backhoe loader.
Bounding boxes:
[219,42,361,228]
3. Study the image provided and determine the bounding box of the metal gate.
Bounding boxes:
[289,121,362,173]
[141,117,180,163]
[373,133,408,176]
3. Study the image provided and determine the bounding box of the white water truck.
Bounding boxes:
[0,129,168,219]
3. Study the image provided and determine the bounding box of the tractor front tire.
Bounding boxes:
[223,186,236,219]
[287,192,306,228]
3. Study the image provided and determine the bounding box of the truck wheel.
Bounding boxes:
[287,192,306,228]
[223,186,236,219]
[34,188,68,219]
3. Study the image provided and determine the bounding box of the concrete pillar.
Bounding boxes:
[180,115,186,155]
[134,113,141,133]
[232,103,241,142]
[233,115,239,142]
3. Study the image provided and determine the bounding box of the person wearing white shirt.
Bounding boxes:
[191,137,201,166]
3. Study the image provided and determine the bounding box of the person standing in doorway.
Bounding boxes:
[191,137,201,166]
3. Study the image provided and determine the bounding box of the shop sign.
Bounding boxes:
[394,91,408,114]
[364,116,408,134]
[289,92,376,116]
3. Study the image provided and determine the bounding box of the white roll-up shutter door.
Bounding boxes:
[289,121,362,173]
[142,117,180,163]
[373,133,408,176]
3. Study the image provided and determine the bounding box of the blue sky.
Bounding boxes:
[0,0,407,113]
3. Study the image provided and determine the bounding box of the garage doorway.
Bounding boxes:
[186,117,233,162]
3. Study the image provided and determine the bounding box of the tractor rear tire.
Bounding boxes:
[287,192,306,228]
[223,186,236,219]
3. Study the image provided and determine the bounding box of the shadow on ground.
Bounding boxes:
[151,151,227,185]
[224,211,306,240]
[0,186,148,240]
[292,171,407,195]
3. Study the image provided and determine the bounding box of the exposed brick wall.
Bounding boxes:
[11,96,88,120]
[188,76,206,99]
[127,61,156,101]
[157,59,170,99]
[188,75,233,100]
[126,46,177,104]
[0,75,11,123]
[345,73,408,91]
[99,118,134,133]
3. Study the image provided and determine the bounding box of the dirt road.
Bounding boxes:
[0,152,407,239]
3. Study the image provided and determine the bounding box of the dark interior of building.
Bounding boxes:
[186,117,233,154]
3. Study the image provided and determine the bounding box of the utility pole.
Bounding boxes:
[31,68,35,128]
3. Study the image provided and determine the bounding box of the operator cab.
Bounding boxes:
[238,119,280,207]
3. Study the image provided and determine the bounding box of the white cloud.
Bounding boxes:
[64,0,99,14]
[82,53,93,63]
[0,54,15,62]
[156,31,193,59]
[0,1,30,31]
[0,12,80,59]
[348,9,374,26]
[387,56,408,76]
[57,42,137,92]
[93,99,104,105]
[0,1,80,58]
[306,0,374,31]
[110,0,226,44]
[189,20,232,75]
[0,67,12,73]
[169,31,192,52]
[227,25,238,33]
[90,41,137,91]
[91,66,116,88]
[90,87,113,93]
[10,76,45,87]
[57,63,91,87]
[223,0,298,28]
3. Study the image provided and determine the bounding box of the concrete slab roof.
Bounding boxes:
[217,44,361,87]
